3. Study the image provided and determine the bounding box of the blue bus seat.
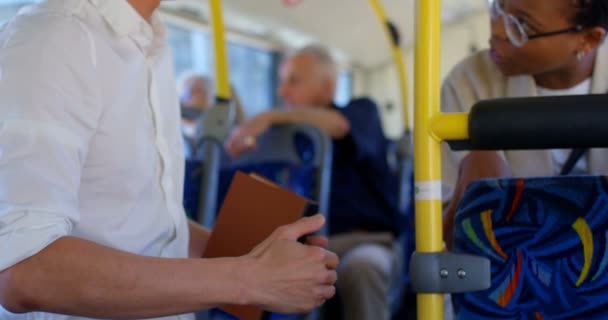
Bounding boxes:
[389,132,416,320]
[213,123,333,236]
[197,124,333,320]
[453,175,608,320]
[183,158,204,220]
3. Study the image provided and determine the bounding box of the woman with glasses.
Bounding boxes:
[442,0,608,248]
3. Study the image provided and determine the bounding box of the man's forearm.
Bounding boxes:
[0,236,246,319]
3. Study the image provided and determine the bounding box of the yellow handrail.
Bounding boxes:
[368,0,410,131]
[414,0,444,318]
[209,0,231,101]
[429,113,469,142]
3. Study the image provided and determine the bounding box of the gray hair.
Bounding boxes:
[177,71,214,105]
[288,44,338,80]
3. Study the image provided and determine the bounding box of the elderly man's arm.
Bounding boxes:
[225,109,350,157]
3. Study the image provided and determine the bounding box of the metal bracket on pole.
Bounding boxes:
[198,101,234,148]
[410,252,491,294]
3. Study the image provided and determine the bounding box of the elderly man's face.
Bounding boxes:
[277,54,335,109]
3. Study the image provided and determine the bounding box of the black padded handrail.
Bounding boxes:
[449,94,608,151]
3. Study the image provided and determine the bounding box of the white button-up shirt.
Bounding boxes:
[0,1,193,319]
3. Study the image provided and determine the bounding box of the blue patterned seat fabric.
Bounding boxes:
[453,176,608,320]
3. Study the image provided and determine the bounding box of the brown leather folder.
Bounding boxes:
[202,171,318,320]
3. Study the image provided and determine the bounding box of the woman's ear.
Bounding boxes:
[582,27,606,53]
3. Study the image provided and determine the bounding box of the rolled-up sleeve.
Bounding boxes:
[0,13,100,271]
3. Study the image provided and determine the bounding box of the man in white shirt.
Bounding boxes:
[0,1,338,319]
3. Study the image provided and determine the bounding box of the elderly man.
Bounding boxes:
[226,45,405,320]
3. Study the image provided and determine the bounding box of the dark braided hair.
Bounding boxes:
[575,0,608,30]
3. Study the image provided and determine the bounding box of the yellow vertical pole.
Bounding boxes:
[367,0,410,131]
[209,0,231,101]
[414,0,444,319]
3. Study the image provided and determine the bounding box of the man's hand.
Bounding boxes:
[243,215,338,313]
[444,151,512,250]
[305,235,329,248]
[225,112,273,157]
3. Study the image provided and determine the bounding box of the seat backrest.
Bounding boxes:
[394,131,414,219]
[387,132,415,274]
[217,123,333,235]
[182,102,235,226]
[453,175,608,319]
[387,132,415,314]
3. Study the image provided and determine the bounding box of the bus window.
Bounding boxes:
[335,70,353,107]
[167,23,279,119]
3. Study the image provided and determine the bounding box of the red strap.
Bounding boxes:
[282,0,303,7]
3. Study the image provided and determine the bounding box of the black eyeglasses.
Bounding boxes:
[490,0,583,47]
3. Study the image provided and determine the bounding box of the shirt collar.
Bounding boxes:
[88,0,167,51]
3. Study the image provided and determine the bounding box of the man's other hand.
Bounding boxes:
[242,214,338,314]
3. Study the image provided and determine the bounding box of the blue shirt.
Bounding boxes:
[329,98,405,236]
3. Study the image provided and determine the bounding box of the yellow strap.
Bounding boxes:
[367,0,410,131]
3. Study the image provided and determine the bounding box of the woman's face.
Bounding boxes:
[490,0,600,77]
